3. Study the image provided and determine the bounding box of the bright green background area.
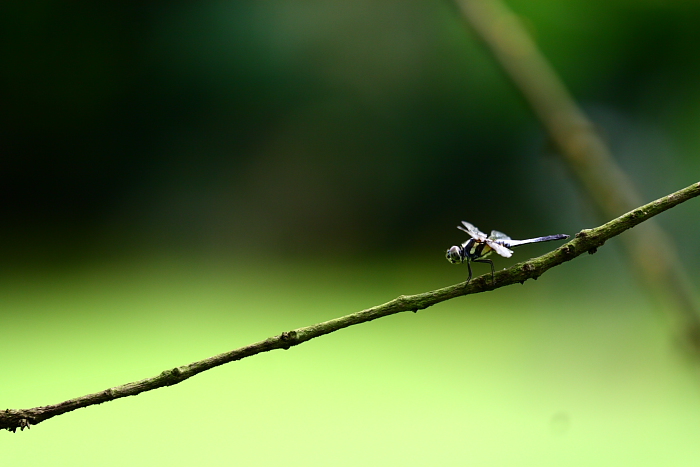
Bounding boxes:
[4,249,700,466]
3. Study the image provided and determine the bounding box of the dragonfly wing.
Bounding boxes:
[489,230,511,241]
[488,241,513,258]
[458,221,487,239]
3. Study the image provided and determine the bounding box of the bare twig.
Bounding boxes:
[3,181,699,433]
[454,0,700,348]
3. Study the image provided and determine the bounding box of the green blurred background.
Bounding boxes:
[2,1,700,465]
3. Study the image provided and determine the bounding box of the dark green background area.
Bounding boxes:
[3,0,699,261]
[2,1,700,465]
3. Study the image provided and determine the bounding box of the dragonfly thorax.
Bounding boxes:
[445,239,495,264]
[463,238,494,260]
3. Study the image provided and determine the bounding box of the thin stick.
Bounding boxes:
[3,182,699,433]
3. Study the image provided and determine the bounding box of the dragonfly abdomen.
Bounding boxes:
[504,234,569,248]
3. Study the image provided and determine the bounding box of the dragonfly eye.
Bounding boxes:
[446,246,463,264]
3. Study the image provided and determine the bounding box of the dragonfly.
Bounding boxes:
[446,221,569,284]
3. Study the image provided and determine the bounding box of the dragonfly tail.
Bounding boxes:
[506,234,569,248]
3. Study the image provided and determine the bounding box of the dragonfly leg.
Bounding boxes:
[465,258,473,285]
[472,259,495,284]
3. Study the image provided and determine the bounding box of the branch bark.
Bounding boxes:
[3,181,699,433]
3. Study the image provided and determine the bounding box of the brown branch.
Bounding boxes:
[454,0,700,348]
[3,181,699,433]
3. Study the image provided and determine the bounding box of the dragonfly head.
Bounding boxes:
[446,245,464,264]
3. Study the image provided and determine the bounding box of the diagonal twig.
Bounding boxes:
[3,181,699,433]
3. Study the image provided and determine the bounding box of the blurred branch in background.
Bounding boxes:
[455,0,700,351]
[3,181,699,433]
